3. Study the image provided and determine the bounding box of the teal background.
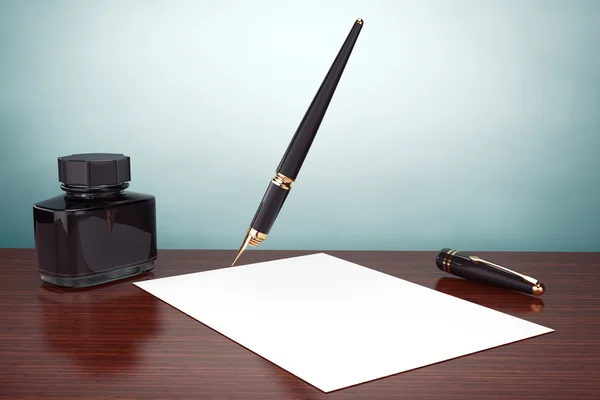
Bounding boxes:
[1,0,599,251]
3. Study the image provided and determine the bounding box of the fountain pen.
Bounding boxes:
[231,19,364,266]
[435,248,546,296]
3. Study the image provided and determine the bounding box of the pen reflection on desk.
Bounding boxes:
[435,277,544,313]
[231,19,364,266]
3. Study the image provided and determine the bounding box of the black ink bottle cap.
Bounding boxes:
[58,153,131,187]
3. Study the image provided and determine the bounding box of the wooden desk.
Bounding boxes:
[1,249,598,399]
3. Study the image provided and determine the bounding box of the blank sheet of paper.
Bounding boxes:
[134,253,553,393]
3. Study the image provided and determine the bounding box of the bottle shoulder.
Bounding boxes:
[34,192,155,212]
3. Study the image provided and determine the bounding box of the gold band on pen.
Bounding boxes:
[442,251,450,273]
[443,249,458,273]
[247,228,267,247]
[440,250,446,272]
[271,172,294,191]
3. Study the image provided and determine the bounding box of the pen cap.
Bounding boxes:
[435,248,542,295]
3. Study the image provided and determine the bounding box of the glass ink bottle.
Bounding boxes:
[33,153,157,288]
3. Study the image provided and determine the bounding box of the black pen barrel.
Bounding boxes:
[436,249,537,295]
[249,181,290,235]
[277,19,363,180]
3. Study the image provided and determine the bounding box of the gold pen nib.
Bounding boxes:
[231,231,252,267]
[231,228,268,266]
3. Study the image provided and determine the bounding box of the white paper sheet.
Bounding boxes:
[134,252,553,393]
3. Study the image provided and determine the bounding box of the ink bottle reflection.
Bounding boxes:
[33,153,157,288]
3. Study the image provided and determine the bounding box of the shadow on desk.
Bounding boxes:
[37,273,161,374]
[435,277,544,314]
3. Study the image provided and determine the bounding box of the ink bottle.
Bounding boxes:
[33,153,157,288]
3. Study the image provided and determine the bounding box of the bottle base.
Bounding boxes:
[40,260,155,288]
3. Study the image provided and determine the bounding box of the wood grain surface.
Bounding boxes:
[1,249,599,399]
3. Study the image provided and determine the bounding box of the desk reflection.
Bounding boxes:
[435,277,544,314]
[38,275,161,373]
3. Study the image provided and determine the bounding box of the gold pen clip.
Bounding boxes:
[469,255,545,296]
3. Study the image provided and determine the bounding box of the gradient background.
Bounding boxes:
[1,0,599,251]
